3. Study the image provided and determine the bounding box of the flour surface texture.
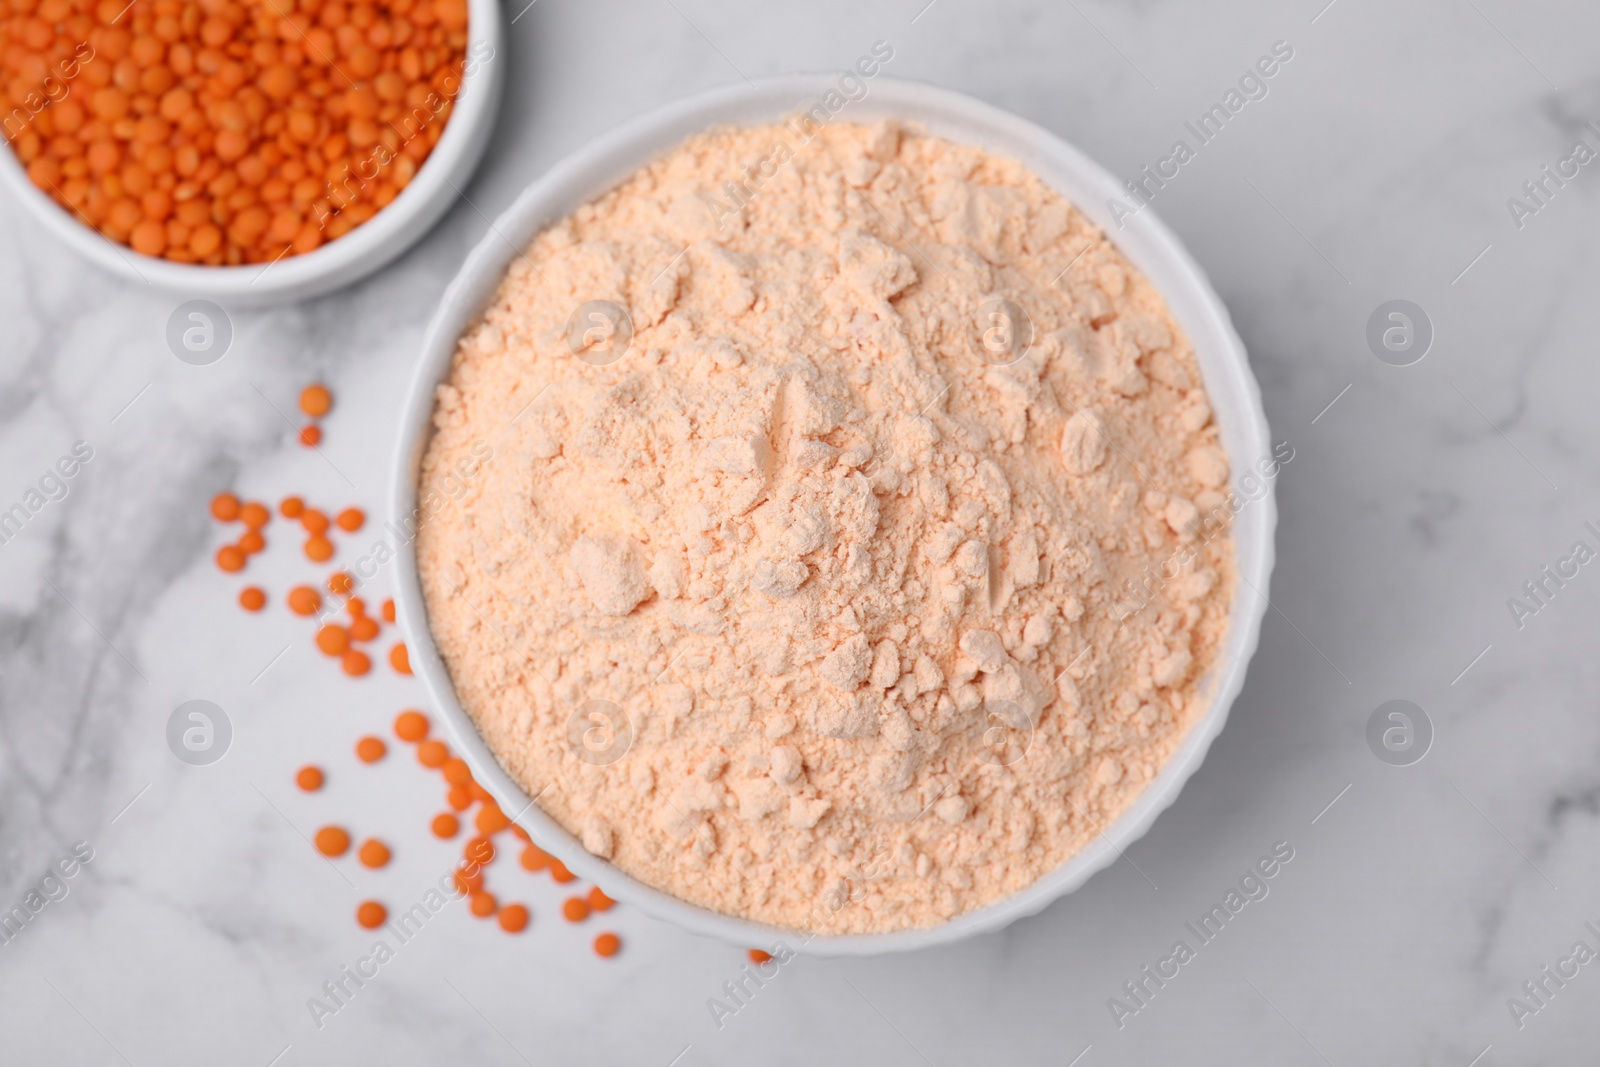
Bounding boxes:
[418,119,1236,934]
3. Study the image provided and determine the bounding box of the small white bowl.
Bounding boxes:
[0,0,503,306]
[391,76,1276,956]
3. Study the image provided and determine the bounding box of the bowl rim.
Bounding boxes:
[0,0,504,305]
[389,74,1276,957]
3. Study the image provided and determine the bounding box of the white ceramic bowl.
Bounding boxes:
[391,76,1275,956]
[0,0,503,306]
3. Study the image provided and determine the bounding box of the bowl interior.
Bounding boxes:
[390,75,1275,956]
[0,0,504,305]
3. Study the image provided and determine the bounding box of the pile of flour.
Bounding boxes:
[417,119,1235,934]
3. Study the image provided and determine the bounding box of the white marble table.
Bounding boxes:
[3,0,1598,1062]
